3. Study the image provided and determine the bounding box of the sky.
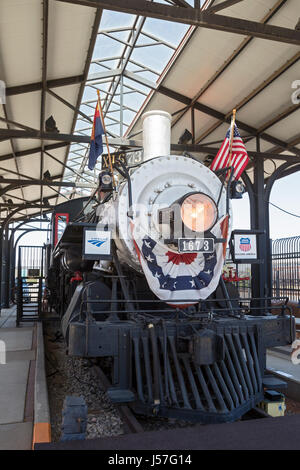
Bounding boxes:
[231,171,300,239]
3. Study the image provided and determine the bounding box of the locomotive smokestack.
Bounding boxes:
[142,110,171,161]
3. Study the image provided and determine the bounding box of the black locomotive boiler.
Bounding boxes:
[45,110,295,424]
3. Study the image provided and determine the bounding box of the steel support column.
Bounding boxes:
[241,149,299,309]
[1,226,10,308]
[251,137,267,306]
[8,218,50,305]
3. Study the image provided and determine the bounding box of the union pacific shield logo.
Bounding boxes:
[239,237,251,252]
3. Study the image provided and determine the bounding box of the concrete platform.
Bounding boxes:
[0,328,33,351]
[0,306,35,450]
[0,305,18,328]
[267,347,300,401]
[0,422,33,450]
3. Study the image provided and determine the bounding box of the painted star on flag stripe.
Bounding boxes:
[146,254,154,262]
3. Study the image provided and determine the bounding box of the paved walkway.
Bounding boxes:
[0,305,18,328]
[267,352,300,382]
[0,306,35,450]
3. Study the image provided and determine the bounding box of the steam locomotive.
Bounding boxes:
[45,111,294,423]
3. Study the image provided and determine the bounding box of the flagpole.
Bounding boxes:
[96,89,116,190]
[226,108,236,183]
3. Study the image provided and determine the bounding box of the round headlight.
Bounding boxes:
[101,174,112,185]
[180,193,217,232]
[235,182,244,193]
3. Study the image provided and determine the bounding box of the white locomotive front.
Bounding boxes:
[96,110,232,304]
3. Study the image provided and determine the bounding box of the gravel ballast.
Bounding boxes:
[44,327,124,442]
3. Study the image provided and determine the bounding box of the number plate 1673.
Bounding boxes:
[178,238,214,253]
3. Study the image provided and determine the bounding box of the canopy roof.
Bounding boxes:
[0,0,100,221]
[126,0,300,180]
[0,0,299,222]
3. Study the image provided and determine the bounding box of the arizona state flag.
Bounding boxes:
[88,101,104,170]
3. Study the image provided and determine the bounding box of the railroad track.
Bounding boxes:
[92,365,144,434]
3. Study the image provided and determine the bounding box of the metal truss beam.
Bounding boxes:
[104,137,300,162]
[1,127,299,161]
[84,55,300,157]
[88,69,122,81]
[5,66,151,99]
[157,86,300,156]
[0,178,96,201]
[56,0,300,46]
[1,104,26,203]
[45,150,93,184]
[206,0,245,14]
[59,8,103,203]
[171,0,290,131]
[0,202,52,209]
[39,0,49,213]
[0,178,96,188]
[123,69,158,90]
[101,16,147,122]
[0,174,63,200]
[0,129,90,143]
[0,116,38,133]
[47,89,93,123]
[257,104,300,134]
[6,74,84,97]
[0,142,69,162]
[267,133,300,155]
[193,53,299,144]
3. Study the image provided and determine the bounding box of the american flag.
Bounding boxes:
[210,124,249,180]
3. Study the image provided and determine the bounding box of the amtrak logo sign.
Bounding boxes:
[88,238,107,248]
[84,230,111,257]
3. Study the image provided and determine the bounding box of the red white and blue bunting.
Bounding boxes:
[132,215,229,306]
